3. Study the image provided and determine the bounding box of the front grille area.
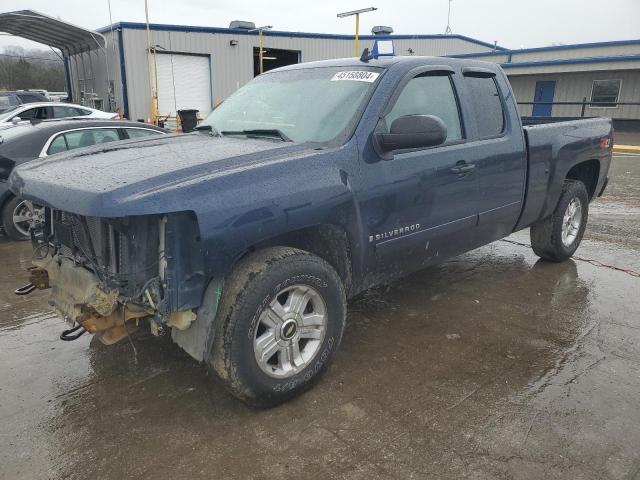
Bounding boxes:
[55,213,108,265]
[51,210,159,298]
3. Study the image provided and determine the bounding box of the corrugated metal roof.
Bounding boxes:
[0,9,105,55]
[97,21,507,51]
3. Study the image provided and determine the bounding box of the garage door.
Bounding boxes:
[156,53,212,118]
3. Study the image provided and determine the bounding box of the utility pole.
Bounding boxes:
[444,0,453,34]
[249,25,273,74]
[337,7,377,57]
[144,0,158,123]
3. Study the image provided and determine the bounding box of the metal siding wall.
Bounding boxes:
[67,29,122,114]
[508,70,640,119]
[122,28,494,120]
[503,60,640,75]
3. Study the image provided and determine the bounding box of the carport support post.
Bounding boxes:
[63,55,73,103]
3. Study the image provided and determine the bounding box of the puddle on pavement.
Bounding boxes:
[1,154,639,478]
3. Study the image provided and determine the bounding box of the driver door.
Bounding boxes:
[358,69,481,279]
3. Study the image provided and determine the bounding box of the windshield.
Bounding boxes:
[198,66,383,144]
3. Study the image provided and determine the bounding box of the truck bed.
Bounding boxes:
[516,117,613,231]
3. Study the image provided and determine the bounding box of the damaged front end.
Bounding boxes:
[18,209,206,345]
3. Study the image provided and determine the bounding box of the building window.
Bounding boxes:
[590,79,621,108]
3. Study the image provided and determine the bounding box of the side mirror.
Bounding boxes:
[376,114,447,152]
[11,117,21,125]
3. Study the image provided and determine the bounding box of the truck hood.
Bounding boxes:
[9,133,314,217]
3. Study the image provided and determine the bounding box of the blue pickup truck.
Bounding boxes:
[10,56,612,407]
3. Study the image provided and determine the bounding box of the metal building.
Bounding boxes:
[451,40,640,124]
[4,10,637,126]
[66,21,504,122]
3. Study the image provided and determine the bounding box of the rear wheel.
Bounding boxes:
[530,180,589,262]
[208,247,346,408]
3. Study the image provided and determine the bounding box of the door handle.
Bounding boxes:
[449,162,476,174]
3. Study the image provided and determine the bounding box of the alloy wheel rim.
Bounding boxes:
[253,284,327,379]
[561,197,582,247]
[12,200,41,237]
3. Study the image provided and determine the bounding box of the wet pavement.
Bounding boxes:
[1,155,639,480]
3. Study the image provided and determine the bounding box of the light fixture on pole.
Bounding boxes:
[337,7,377,57]
[249,25,273,74]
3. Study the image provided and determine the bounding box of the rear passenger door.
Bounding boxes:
[459,69,526,244]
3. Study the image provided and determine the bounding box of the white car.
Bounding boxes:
[0,102,118,126]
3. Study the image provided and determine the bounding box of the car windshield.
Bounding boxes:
[197,66,383,144]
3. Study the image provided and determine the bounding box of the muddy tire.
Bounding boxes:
[1,196,30,241]
[530,179,589,262]
[208,247,346,408]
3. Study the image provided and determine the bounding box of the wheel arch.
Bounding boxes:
[0,189,14,214]
[237,224,354,296]
[565,158,601,200]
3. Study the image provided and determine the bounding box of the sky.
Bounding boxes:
[1,0,639,51]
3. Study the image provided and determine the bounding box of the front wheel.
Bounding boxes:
[530,179,589,262]
[208,247,346,408]
[1,196,42,241]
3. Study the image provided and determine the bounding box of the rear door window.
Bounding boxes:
[386,73,463,143]
[124,128,164,139]
[47,135,68,154]
[464,76,505,138]
[53,106,83,118]
[62,128,120,151]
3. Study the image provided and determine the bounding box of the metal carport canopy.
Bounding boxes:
[0,9,105,55]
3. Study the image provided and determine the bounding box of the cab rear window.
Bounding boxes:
[464,76,505,138]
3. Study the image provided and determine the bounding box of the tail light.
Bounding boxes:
[599,136,611,150]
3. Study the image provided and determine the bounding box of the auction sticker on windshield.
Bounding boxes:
[331,71,380,82]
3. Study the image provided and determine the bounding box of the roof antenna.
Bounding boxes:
[444,0,453,34]
[360,47,372,62]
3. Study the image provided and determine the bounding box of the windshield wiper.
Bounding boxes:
[194,124,221,136]
[220,129,293,142]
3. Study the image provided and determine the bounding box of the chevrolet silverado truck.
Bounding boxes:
[9,56,612,407]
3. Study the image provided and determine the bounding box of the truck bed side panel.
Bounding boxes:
[515,118,612,231]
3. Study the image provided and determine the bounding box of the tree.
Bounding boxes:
[0,45,65,91]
